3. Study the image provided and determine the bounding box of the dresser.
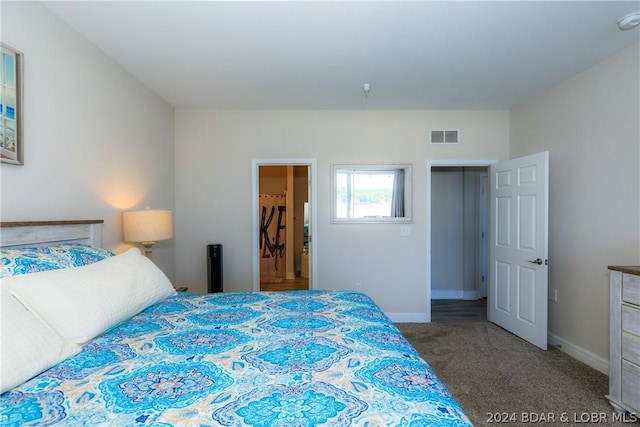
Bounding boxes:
[608,266,640,414]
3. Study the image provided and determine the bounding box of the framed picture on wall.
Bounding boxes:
[1,43,24,165]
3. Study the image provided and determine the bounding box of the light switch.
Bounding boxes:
[400,226,411,236]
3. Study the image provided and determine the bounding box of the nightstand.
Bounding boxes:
[174,286,188,292]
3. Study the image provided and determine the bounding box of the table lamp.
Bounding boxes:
[123,207,173,261]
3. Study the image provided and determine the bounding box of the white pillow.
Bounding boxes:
[5,248,176,344]
[0,289,80,393]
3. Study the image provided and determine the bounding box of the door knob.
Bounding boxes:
[528,258,544,265]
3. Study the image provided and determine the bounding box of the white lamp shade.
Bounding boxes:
[123,209,173,243]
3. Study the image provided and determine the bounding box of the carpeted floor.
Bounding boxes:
[396,321,639,426]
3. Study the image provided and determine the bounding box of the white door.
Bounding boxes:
[488,152,549,349]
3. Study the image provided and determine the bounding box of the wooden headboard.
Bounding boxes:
[0,220,104,248]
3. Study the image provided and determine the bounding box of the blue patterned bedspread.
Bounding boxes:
[1,291,471,426]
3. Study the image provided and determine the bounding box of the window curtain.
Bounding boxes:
[390,169,405,217]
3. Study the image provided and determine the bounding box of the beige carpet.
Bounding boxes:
[396,321,638,427]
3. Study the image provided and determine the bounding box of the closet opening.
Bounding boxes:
[428,163,490,322]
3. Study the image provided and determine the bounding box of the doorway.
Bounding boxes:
[426,159,496,322]
[251,159,317,292]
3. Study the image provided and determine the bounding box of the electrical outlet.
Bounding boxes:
[400,226,411,236]
[355,282,362,291]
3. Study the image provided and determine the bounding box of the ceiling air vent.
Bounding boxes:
[430,129,459,144]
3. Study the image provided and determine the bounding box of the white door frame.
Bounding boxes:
[426,159,497,321]
[252,158,318,292]
[478,173,489,298]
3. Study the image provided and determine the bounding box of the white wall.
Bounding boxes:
[462,169,483,296]
[175,109,509,318]
[511,43,640,362]
[431,168,464,296]
[0,2,176,279]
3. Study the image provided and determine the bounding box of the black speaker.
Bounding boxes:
[207,244,223,293]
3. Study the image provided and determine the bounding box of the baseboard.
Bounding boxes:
[548,332,609,375]
[462,290,480,300]
[432,290,463,299]
[386,312,429,323]
[432,290,481,300]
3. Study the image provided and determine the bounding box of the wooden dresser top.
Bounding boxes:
[608,266,640,275]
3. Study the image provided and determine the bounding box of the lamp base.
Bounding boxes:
[141,242,156,261]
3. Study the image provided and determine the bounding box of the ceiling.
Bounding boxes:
[42,1,640,110]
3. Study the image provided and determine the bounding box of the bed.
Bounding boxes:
[0,220,471,426]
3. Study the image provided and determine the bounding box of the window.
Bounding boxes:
[331,163,412,223]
